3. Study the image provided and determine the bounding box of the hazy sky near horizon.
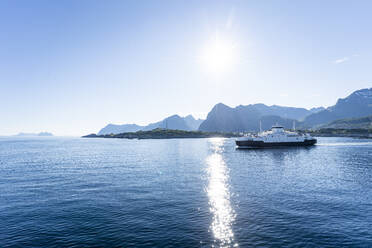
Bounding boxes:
[1,0,372,136]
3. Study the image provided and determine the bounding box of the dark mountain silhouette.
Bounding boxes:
[198,103,301,132]
[303,88,372,127]
[248,104,311,120]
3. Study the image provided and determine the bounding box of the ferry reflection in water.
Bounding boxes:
[206,138,237,247]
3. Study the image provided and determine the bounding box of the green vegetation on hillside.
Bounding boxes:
[321,115,372,129]
[83,128,239,139]
[305,128,372,138]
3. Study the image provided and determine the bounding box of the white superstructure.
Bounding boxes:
[236,125,317,148]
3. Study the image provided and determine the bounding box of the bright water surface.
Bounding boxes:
[0,137,371,247]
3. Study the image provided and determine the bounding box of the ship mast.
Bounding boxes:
[259,120,262,133]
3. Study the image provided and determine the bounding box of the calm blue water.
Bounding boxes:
[0,137,371,247]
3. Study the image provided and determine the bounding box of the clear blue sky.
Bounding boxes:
[1,0,371,136]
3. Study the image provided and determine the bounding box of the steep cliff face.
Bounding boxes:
[198,103,301,132]
[304,88,372,127]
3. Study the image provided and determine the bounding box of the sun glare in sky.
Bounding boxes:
[201,34,238,76]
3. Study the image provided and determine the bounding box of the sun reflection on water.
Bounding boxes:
[206,138,237,247]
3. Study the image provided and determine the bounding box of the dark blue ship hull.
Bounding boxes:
[236,139,317,148]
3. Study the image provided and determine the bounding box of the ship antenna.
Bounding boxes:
[293,120,296,131]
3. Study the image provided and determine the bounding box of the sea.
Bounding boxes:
[0,136,371,247]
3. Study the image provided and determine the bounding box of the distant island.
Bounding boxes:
[83,128,239,139]
[16,132,53,137]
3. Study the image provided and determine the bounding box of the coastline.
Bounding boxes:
[305,128,372,139]
[82,128,240,139]
[82,128,372,140]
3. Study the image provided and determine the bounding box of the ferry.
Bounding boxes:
[236,125,317,148]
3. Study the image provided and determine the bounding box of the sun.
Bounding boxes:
[201,35,238,75]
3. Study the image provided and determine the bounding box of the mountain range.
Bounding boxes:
[199,88,372,132]
[302,88,372,127]
[98,115,203,135]
[97,87,372,135]
[198,103,316,132]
